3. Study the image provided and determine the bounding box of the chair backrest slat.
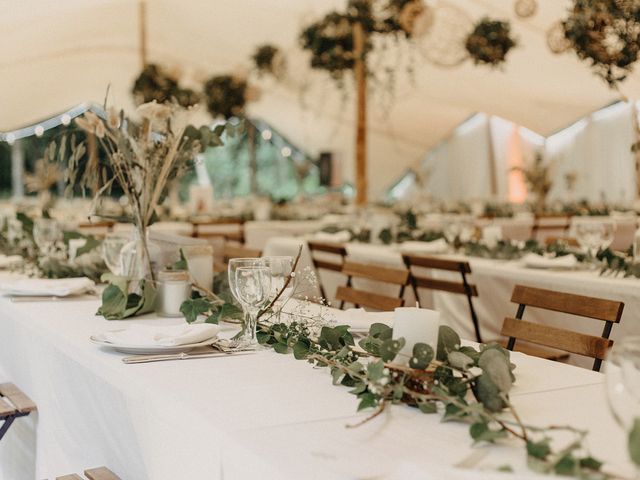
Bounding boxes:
[511,285,624,322]
[501,317,612,360]
[0,383,36,414]
[414,277,478,296]
[307,241,347,256]
[84,467,122,480]
[56,475,84,480]
[544,236,579,247]
[0,397,16,417]
[342,261,409,285]
[402,254,471,273]
[335,286,404,311]
[313,259,343,273]
[223,245,262,262]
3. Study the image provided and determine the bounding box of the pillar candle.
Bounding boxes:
[393,307,440,364]
[156,270,191,318]
[183,245,214,290]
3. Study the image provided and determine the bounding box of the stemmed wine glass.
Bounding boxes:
[228,258,268,347]
[263,256,297,320]
[574,218,616,263]
[101,233,131,276]
[606,337,640,475]
[33,218,61,254]
[229,264,271,348]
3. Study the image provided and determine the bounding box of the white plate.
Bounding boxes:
[89,334,217,354]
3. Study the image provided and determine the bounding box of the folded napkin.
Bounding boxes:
[398,239,449,255]
[99,323,220,347]
[0,277,95,297]
[0,254,22,269]
[312,230,351,243]
[340,308,394,331]
[521,253,578,269]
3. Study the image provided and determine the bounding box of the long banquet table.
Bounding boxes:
[264,236,640,367]
[0,277,634,479]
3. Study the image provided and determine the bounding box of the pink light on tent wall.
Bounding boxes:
[507,125,527,203]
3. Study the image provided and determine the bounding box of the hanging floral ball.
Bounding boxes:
[202,75,247,119]
[465,18,517,67]
[563,0,640,87]
[132,64,200,107]
[252,44,287,79]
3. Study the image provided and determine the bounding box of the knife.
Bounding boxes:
[122,350,255,364]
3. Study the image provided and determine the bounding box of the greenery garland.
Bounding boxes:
[465,17,517,67]
[563,0,640,88]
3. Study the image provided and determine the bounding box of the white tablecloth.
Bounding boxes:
[0,282,633,479]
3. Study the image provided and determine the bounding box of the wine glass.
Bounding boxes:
[443,215,475,245]
[606,337,640,473]
[33,218,60,253]
[102,233,131,276]
[574,218,615,258]
[230,265,271,348]
[228,257,265,300]
[263,256,297,320]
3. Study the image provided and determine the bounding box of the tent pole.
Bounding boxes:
[139,0,148,68]
[353,21,367,206]
[486,116,498,198]
[11,140,24,199]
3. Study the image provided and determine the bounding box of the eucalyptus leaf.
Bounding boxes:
[409,342,434,369]
[437,325,461,361]
[629,418,640,466]
[380,338,405,362]
[478,348,513,393]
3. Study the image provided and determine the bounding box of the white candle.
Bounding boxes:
[156,270,191,317]
[393,307,440,364]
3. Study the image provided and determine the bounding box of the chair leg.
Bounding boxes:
[0,415,16,441]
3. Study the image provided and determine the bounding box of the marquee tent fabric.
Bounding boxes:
[3,0,640,197]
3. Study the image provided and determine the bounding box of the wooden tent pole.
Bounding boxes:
[139,0,148,68]
[353,22,367,206]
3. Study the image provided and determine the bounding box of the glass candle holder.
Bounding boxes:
[156,270,191,318]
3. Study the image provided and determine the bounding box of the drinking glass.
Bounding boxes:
[230,265,271,348]
[443,215,475,244]
[263,256,297,320]
[102,233,131,276]
[606,337,640,474]
[33,218,60,253]
[574,218,615,257]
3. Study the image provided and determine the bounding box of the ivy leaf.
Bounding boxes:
[380,338,405,362]
[448,351,474,370]
[409,343,434,369]
[478,348,513,393]
[473,374,506,412]
[357,392,378,411]
[171,249,188,271]
[579,456,602,471]
[378,228,393,245]
[469,421,507,444]
[179,297,211,323]
[97,283,127,319]
[553,454,576,475]
[526,439,551,460]
[629,418,640,466]
[437,325,461,361]
[369,322,393,340]
[367,359,385,381]
[418,401,437,414]
[273,342,289,354]
[293,338,311,360]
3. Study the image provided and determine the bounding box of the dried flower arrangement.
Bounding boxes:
[465,18,517,67]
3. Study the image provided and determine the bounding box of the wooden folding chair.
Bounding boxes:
[56,466,121,480]
[0,383,36,442]
[214,243,262,272]
[307,241,347,301]
[335,260,409,311]
[501,285,624,371]
[192,218,245,244]
[403,254,482,343]
[531,214,571,241]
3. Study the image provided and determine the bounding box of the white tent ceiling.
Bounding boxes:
[2,0,640,196]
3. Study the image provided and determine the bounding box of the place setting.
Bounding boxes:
[6,1,640,479]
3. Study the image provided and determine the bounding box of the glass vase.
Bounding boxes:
[119,228,161,281]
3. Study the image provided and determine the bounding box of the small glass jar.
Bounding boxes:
[156,270,191,317]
